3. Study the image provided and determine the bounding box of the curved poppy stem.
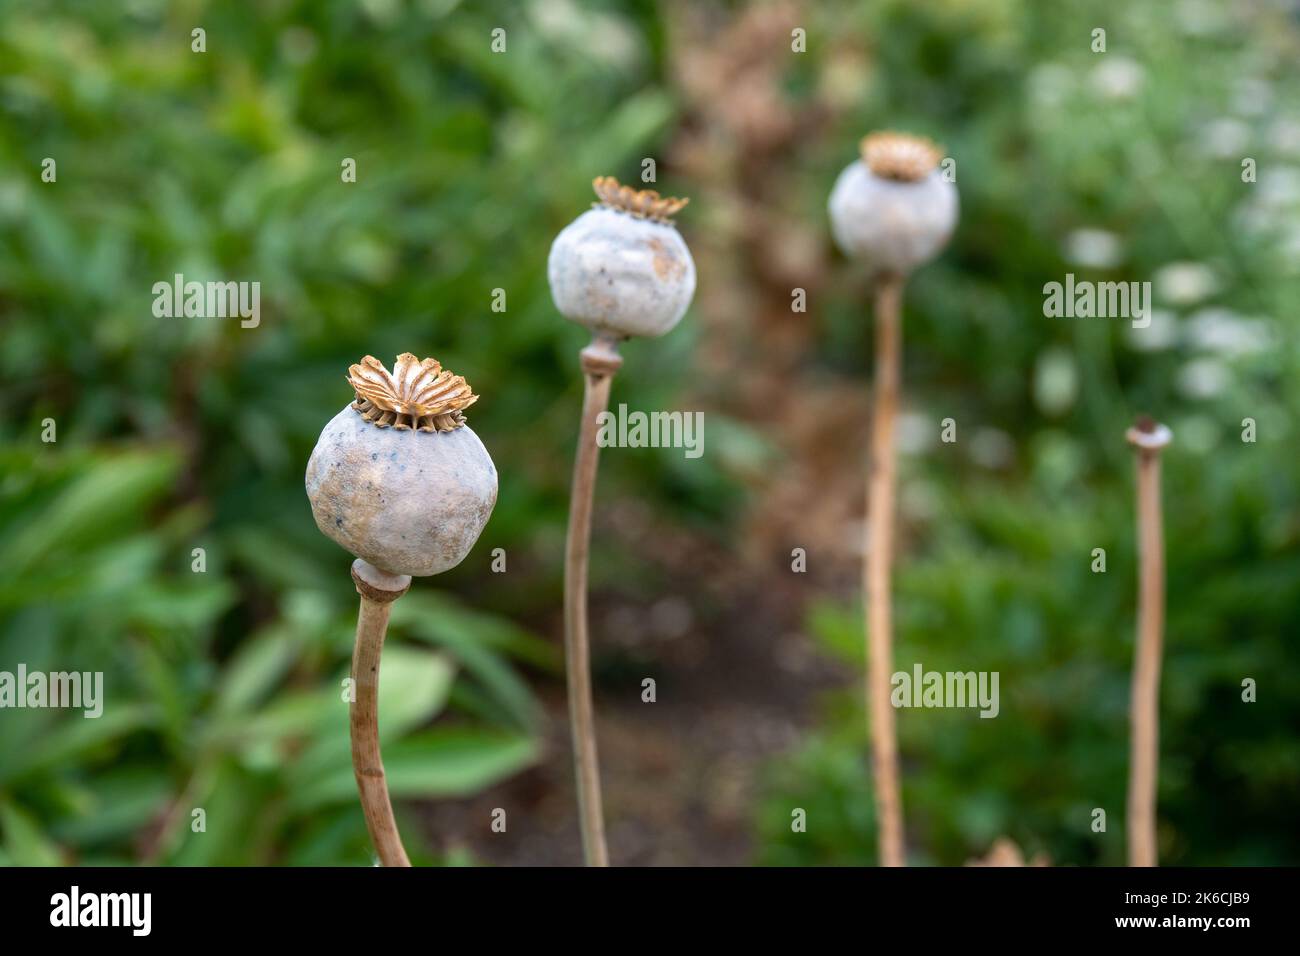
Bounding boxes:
[350,558,412,867]
[561,333,622,867]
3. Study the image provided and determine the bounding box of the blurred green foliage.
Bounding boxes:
[0,0,1297,867]
[0,0,701,865]
[758,0,1300,865]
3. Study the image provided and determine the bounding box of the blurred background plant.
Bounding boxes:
[0,0,1297,865]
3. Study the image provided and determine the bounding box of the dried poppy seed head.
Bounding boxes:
[348,352,477,432]
[548,177,697,339]
[860,132,944,182]
[829,130,958,276]
[591,176,690,223]
[306,354,498,577]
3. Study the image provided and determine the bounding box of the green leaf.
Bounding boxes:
[287,647,456,787]
[163,759,256,867]
[0,799,64,866]
[0,703,159,785]
[383,728,538,798]
[211,690,335,753]
[211,626,302,718]
[393,598,541,728]
[288,727,538,811]
[48,770,173,844]
[370,646,457,740]
[395,591,558,671]
[0,450,180,577]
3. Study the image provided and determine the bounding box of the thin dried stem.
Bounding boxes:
[1127,445,1167,867]
[350,558,412,867]
[562,333,622,867]
[865,273,905,867]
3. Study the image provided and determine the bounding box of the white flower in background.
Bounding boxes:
[896,410,936,455]
[821,51,871,110]
[1153,261,1218,305]
[1232,77,1272,117]
[1176,0,1226,35]
[969,427,1015,470]
[278,27,318,64]
[531,0,640,68]
[1281,224,1300,270]
[1234,199,1277,237]
[532,0,585,34]
[588,20,640,66]
[1256,165,1300,208]
[1184,308,1273,356]
[0,181,25,221]
[1063,228,1122,269]
[1199,117,1251,159]
[1124,309,1179,351]
[901,480,941,523]
[1028,63,1072,110]
[1177,358,1232,399]
[1033,347,1078,416]
[1236,169,1300,238]
[1269,118,1300,156]
[1090,56,1144,100]
[418,0,464,16]
[359,0,401,25]
[1172,415,1221,454]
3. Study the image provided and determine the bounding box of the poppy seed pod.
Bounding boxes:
[548,177,696,339]
[305,353,498,578]
[828,132,958,276]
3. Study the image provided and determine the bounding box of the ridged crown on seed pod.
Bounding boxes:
[591,176,689,224]
[347,353,478,432]
[859,131,944,182]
